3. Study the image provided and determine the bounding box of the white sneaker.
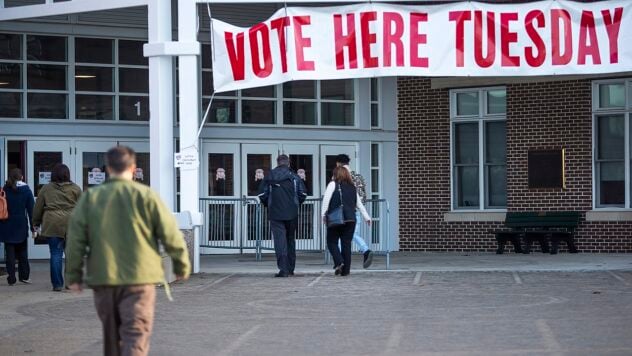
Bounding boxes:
[19,279,32,284]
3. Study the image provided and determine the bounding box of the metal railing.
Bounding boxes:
[199,197,391,269]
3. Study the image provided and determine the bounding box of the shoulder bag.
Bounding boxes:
[326,183,345,228]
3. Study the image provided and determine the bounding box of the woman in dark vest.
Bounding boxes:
[0,168,35,285]
[321,166,370,276]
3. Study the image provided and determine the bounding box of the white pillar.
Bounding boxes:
[146,0,175,209]
[177,0,201,273]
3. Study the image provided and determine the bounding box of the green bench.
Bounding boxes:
[494,212,580,254]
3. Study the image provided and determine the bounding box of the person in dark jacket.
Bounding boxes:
[0,168,35,285]
[258,155,307,277]
[321,166,370,276]
[33,164,82,291]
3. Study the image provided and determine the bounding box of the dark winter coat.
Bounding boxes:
[258,165,307,221]
[0,183,35,244]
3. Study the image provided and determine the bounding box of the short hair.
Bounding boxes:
[106,146,136,174]
[335,154,351,165]
[277,154,290,166]
[51,164,71,183]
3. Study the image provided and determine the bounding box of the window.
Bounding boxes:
[0,33,23,118]
[370,143,381,243]
[27,35,68,119]
[593,80,632,208]
[201,44,237,124]
[283,80,316,125]
[75,37,114,120]
[451,88,507,210]
[371,78,380,128]
[321,79,355,126]
[118,40,149,121]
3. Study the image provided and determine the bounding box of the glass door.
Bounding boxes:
[119,141,151,186]
[242,143,278,249]
[75,141,116,191]
[282,144,320,250]
[201,142,240,253]
[0,138,4,263]
[320,145,357,191]
[27,140,72,259]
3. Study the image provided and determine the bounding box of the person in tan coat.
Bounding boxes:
[33,164,81,291]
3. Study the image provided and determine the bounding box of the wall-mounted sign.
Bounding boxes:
[38,172,51,185]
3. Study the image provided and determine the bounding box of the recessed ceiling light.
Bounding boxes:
[0,82,9,85]
[75,75,96,79]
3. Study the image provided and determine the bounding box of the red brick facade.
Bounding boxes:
[398,77,632,252]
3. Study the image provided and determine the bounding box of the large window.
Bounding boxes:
[593,80,632,208]
[451,88,507,210]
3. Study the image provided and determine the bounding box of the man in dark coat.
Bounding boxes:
[258,155,307,277]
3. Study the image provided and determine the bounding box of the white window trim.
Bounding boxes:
[592,78,632,210]
[450,86,507,212]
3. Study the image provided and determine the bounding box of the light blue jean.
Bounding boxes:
[339,212,370,253]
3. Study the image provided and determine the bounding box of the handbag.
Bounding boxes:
[326,183,345,228]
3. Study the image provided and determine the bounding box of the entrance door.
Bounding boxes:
[201,142,241,252]
[75,141,115,191]
[320,145,357,190]
[119,141,151,186]
[243,144,278,249]
[27,140,72,259]
[282,144,320,250]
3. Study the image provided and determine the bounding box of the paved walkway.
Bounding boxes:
[1,253,632,355]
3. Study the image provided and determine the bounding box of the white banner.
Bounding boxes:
[210,0,632,92]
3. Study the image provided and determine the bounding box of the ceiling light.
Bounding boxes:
[0,82,9,85]
[75,75,96,79]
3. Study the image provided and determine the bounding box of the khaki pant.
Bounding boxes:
[93,285,156,356]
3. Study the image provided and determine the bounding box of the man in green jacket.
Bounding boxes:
[65,146,191,356]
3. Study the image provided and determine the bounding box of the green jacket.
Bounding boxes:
[65,178,191,286]
[33,182,82,238]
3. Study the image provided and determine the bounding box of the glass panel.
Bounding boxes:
[208,154,234,196]
[118,40,147,66]
[456,92,479,116]
[599,162,625,206]
[456,166,479,208]
[371,143,379,167]
[283,102,316,125]
[289,154,313,196]
[371,103,379,127]
[321,79,354,100]
[487,89,506,114]
[201,71,236,96]
[119,68,148,93]
[201,44,212,69]
[75,66,113,92]
[76,95,114,120]
[454,123,479,164]
[27,93,66,119]
[321,102,354,126]
[242,100,275,124]
[487,165,507,207]
[247,154,272,196]
[0,92,21,118]
[82,152,108,191]
[242,85,275,98]
[27,35,66,62]
[134,153,150,186]
[0,63,21,89]
[119,96,149,121]
[597,115,624,160]
[324,155,337,188]
[0,33,21,60]
[204,98,236,124]
[27,64,66,90]
[283,81,315,99]
[75,37,113,64]
[485,121,506,164]
[371,169,379,193]
[34,151,63,196]
[599,83,625,108]
[370,78,378,101]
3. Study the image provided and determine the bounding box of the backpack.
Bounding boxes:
[0,187,8,220]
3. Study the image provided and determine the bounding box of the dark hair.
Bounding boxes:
[106,146,136,174]
[277,154,290,166]
[332,166,353,185]
[5,168,22,190]
[335,154,351,165]
[51,164,71,183]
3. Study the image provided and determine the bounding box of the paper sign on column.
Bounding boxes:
[88,172,106,185]
[39,172,51,185]
[174,147,199,170]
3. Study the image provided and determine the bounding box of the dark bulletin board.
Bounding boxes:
[528,149,565,189]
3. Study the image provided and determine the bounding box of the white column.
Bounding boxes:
[177,0,201,273]
[147,0,175,209]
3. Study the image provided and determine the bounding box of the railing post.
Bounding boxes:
[385,200,391,270]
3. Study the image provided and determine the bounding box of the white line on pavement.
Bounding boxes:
[217,324,261,356]
[307,272,325,287]
[384,323,404,354]
[535,319,563,356]
[607,271,630,285]
[512,272,523,284]
[197,273,235,291]
[413,272,422,285]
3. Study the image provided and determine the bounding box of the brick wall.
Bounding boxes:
[398,77,632,252]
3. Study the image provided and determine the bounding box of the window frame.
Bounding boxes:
[450,86,507,212]
[592,78,632,210]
